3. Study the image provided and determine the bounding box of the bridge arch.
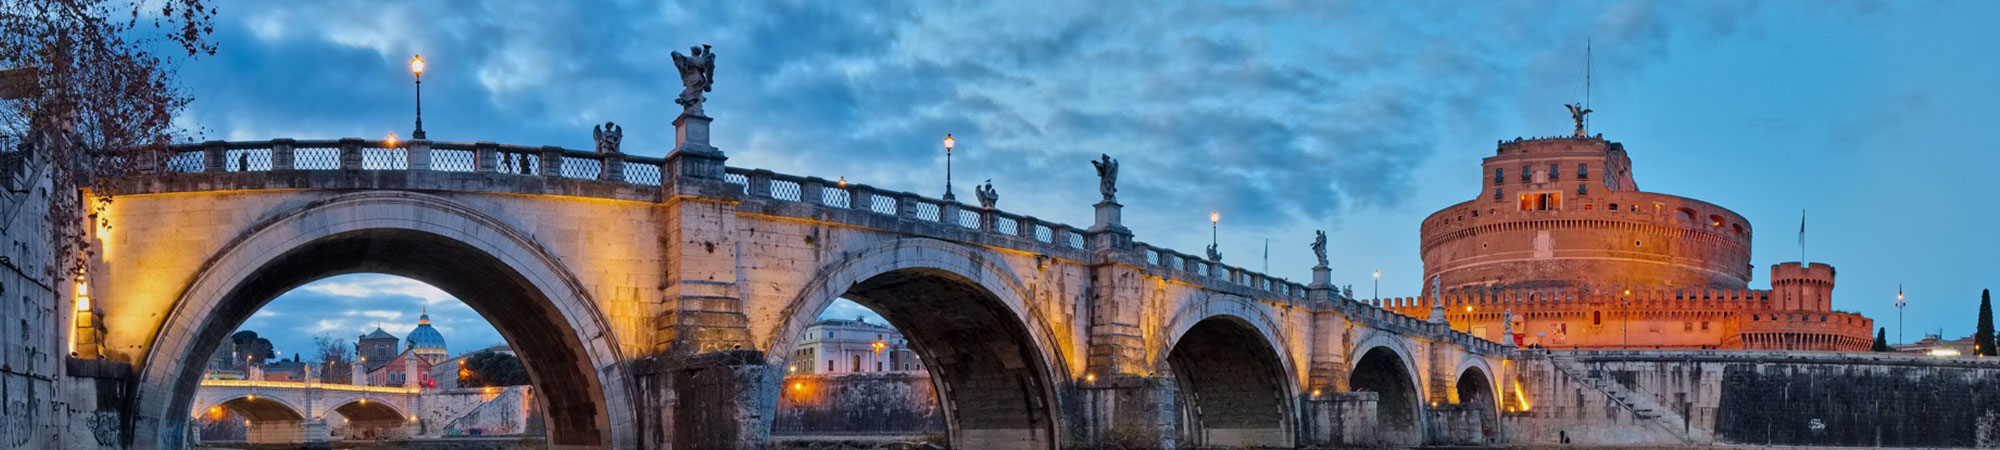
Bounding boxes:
[1453,363,1500,443]
[764,237,1068,450]
[1347,337,1426,447]
[128,191,634,450]
[200,394,307,422]
[1153,297,1298,448]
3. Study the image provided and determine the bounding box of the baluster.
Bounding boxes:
[474,142,499,173]
[202,141,226,173]
[270,139,295,171]
[941,201,961,228]
[848,185,876,212]
[539,146,562,177]
[801,178,825,206]
[338,138,363,170]
[408,139,431,171]
[746,170,774,198]
[601,153,625,182]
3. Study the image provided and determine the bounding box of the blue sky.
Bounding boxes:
[203,1,1999,356]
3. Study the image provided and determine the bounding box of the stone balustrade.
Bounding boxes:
[141,139,1515,356]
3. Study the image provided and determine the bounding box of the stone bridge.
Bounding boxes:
[78,115,1518,449]
[187,380,418,445]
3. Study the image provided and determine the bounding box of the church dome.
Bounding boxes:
[405,309,447,354]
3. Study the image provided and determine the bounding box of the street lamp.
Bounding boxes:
[1621,289,1633,348]
[1895,284,1906,346]
[1373,269,1381,301]
[942,134,956,201]
[409,54,427,139]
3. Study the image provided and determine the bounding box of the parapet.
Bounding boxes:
[1770,262,1835,284]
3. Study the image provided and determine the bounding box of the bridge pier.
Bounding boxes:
[1075,375,1176,449]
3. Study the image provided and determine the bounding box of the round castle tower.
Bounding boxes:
[1420,136,1753,294]
[1394,133,1871,352]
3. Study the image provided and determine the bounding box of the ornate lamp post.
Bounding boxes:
[1621,289,1633,348]
[942,134,956,201]
[1896,284,1906,346]
[409,54,427,139]
[1373,269,1381,302]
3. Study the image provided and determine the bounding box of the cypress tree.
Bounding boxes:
[1979,289,1997,356]
[1872,328,1893,352]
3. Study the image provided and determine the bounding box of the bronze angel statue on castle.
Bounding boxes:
[672,44,717,116]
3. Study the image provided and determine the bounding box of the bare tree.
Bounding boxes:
[314,334,353,384]
[0,0,217,280]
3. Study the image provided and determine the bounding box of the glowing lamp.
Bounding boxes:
[409,54,425,77]
[1210,210,1220,224]
[1084,373,1096,384]
[386,132,398,148]
[943,133,955,152]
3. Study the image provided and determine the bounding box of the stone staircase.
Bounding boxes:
[1547,353,1695,444]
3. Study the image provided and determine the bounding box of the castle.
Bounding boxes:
[1383,132,1873,351]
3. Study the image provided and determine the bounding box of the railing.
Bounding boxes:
[198,378,419,394]
[1132,242,1312,301]
[160,139,665,186]
[722,167,1090,252]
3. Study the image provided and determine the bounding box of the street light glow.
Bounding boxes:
[943,133,954,151]
[1210,210,1220,224]
[409,54,425,77]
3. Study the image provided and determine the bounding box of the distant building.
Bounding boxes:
[404,309,448,364]
[357,327,400,370]
[1895,334,1977,357]
[787,317,923,375]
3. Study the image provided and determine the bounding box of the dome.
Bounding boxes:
[405,309,447,354]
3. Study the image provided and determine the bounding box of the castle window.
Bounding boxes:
[1549,164,1560,181]
[1493,188,1502,201]
[1608,203,1618,210]
[1593,311,1601,325]
[1733,224,1745,235]
[1578,163,1589,180]
[1494,168,1504,185]
[1677,208,1697,221]
[1702,321,1710,331]
[1521,165,1531,182]
[1684,322,1693,332]
[1520,192,1561,211]
[1577,184,1588,196]
[1710,215,1725,227]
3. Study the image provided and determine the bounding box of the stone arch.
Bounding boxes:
[127,191,634,450]
[201,394,307,422]
[1153,298,1298,448]
[1347,341,1425,447]
[764,237,1068,450]
[1454,363,1499,444]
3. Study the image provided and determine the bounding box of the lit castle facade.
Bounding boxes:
[1384,132,1872,351]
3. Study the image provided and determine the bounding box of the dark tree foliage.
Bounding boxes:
[0,0,216,280]
[1871,327,1894,352]
[228,330,273,363]
[1978,289,1996,357]
[314,335,354,384]
[461,351,530,387]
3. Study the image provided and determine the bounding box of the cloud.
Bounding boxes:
[298,276,457,305]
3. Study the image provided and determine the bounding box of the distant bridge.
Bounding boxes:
[189,380,418,445]
[82,115,1515,450]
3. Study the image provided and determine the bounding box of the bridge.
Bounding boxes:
[78,113,1517,450]
[189,380,419,445]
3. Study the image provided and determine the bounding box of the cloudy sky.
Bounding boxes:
[206,1,2000,357]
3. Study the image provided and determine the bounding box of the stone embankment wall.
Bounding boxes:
[1509,350,2000,448]
[424,386,538,436]
[771,372,942,436]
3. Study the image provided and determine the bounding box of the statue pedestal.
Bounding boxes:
[673,114,720,156]
[1311,265,1332,287]
[1089,200,1128,234]
[667,114,727,189]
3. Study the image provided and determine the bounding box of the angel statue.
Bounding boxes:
[671,44,717,116]
[1205,242,1222,262]
[594,122,623,154]
[975,179,999,209]
[1310,230,1328,267]
[1565,103,1592,136]
[1090,154,1118,202]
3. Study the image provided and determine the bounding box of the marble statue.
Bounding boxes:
[594,122,623,154]
[1090,154,1118,202]
[672,45,717,116]
[1206,242,1222,262]
[976,179,999,209]
[1311,230,1328,267]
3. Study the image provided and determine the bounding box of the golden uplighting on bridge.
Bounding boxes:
[386,132,398,148]
[1514,380,1532,411]
[1084,373,1096,384]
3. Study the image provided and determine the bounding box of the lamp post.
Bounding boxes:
[409,54,427,139]
[1621,289,1632,348]
[942,134,956,201]
[1209,210,1220,246]
[1373,269,1381,301]
[1896,284,1906,346]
